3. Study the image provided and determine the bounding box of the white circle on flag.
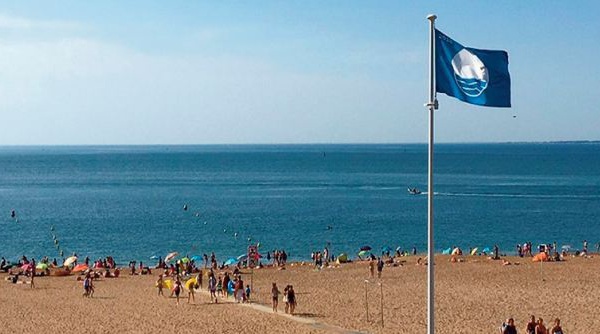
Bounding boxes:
[451,49,488,97]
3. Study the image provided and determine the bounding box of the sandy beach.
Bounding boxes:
[2,255,599,334]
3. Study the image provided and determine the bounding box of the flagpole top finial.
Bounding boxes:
[427,14,437,22]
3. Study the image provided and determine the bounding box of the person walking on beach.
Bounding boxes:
[377,257,384,278]
[271,282,280,312]
[287,285,297,315]
[526,315,536,334]
[208,272,217,303]
[550,318,563,334]
[501,318,517,334]
[173,278,182,305]
[535,318,548,334]
[234,275,244,303]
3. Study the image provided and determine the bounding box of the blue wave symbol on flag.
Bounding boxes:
[455,77,488,97]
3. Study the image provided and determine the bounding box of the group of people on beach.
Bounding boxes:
[501,315,563,334]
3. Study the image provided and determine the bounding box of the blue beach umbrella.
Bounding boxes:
[482,247,491,254]
[224,258,237,266]
[190,255,202,262]
[442,248,452,255]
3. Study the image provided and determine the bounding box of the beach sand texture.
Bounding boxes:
[2,255,598,334]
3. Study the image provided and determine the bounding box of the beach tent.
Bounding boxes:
[337,253,348,263]
[442,248,451,255]
[532,252,549,262]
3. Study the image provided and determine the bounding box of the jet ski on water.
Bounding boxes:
[407,187,422,195]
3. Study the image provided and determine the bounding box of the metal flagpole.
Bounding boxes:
[425,13,437,334]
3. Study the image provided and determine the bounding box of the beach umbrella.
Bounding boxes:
[358,250,370,257]
[72,264,89,272]
[63,256,77,267]
[470,247,478,256]
[180,257,190,264]
[190,255,202,262]
[396,246,402,252]
[237,254,248,261]
[360,245,372,251]
[21,263,32,271]
[185,277,197,290]
[442,248,451,255]
[224,258,237,266]
[165,252,178,263]
[36,263,48,270]
[482,247,491,254]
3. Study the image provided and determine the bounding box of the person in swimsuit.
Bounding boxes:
[287,285,296,315]
[526,315,536,334]
[271,282,280,312]
[173,278,182,305]
[156,275,164,296]
[502,318,517,334]
[550,318,563,334]
[536,318,548,334]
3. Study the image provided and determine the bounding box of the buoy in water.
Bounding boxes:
[183,204,188,211]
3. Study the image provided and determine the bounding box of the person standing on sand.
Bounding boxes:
[208,272,217,303]
[173,278,182,305]
[283,285,290,313]
[29,258,35,289]
[501,318,517,334]
[369,258,375,278]
[535,318,548,334]
[187,278,196,304]
[156,275,164,296]
[377,257,384,278]
[287,285,296,315]
[271,282,280,312]
[550,318,563,334]
[526,315,536,334]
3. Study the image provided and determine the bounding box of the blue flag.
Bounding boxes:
[435,29,511,108]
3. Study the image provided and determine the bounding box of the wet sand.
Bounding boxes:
[2,255,599,333]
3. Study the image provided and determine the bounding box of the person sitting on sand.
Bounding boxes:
[550,318,563,334]
[536,318,548,334]
[526,315,536,334]
[501,318,517,334]
[502,259,512,266]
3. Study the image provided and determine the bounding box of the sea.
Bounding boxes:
[1,143,599,264]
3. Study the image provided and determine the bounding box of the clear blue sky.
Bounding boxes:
[1,1,598,145]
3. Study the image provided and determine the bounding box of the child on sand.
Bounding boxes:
[245,284,251,302]
[208,273,217,303]
[83,274,91,297]
[287,285,296,315]
[156,275,164,296]
[501,318,517,334]
[271,282,280,312]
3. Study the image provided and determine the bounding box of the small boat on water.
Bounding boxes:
[407,187,422,195]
